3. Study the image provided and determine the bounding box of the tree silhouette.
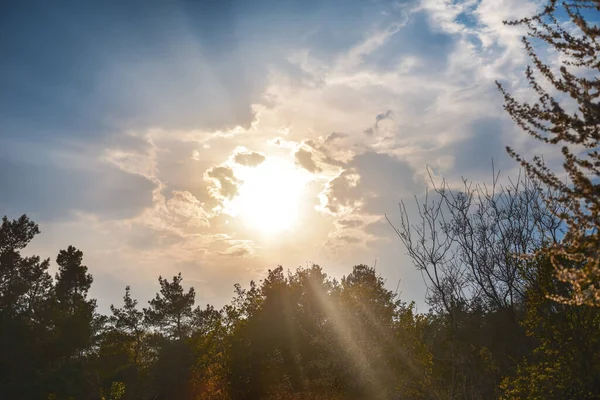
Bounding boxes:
[49,246,97,398]
[144,273,195,341]
[110,286,146,366]
[0,210,598,398]
[0,215,54,398]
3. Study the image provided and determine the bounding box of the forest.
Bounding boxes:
[1,1,600,399]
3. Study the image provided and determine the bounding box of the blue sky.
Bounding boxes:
[1,0,547,311]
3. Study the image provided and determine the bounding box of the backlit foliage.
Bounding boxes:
[497,0,600,306]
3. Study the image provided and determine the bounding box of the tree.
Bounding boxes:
[497,0,600,305]
[143,273,196,399]
[48,246,98,398]
[95,286,148,399]
[55,245,93,307]
[110,286,146,367]
[500,256,600,399]
[337,265,422,400]
[389,170,561,315]
[0,215,54,398]
[0,215,52,317]
[388,171,555,397]
[189,305,229,400]
[144,273,195,341]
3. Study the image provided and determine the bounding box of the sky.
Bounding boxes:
[1,0,548,312]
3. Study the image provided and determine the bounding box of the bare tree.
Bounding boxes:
[388,168,564,315]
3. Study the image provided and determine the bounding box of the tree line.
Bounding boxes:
[0,203,598,399]
[2,1,600,399]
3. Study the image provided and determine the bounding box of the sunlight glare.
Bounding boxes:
[225,157,310,234]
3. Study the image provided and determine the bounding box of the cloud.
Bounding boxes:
[364,218,394,239]
[375,110,393,124]
[216,239,256,258]
[218,248,251,258]
[1,0,548,313]
[166,191,211,228]
[319,168,362,216]
[365,110,394,137]
[205,165,241,200]
[336,219,364,229]
[318,151,419,217]
[233,150,266,167]
[295,148,322,173]
[325,132,348,144]
[338,235,362,244]
[102,133,158,179]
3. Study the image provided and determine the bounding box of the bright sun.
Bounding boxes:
[225,157,311,234]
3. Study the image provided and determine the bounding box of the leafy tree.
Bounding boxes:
[7,213,600,399]
[501,256,600,399]
[189,305,229,400]
[223,264,437,400]
[497,0,600,305]
[333,265,400,399]
[150,339,195,400]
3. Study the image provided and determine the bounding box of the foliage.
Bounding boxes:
[500,256,600,399]
[0,199,599,400]
[0,215,443,399]
[497,0,600,305]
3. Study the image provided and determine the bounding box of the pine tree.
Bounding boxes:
[0,215,54,398]
[110,286,145,366]
[144,273,195,340]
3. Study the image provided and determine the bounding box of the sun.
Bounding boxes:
[225,157,311,234]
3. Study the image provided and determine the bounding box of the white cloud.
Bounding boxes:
[19,0,552,312]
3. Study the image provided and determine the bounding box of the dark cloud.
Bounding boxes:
[322,151,419,216]
[233,151,266,167]
[322,169,358,215]
[325,132,348,144]
[295,149,322,173]
[364,110,394,137]
[375,110,394,125]
[300,138,345,168]
[205,166,240,200]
